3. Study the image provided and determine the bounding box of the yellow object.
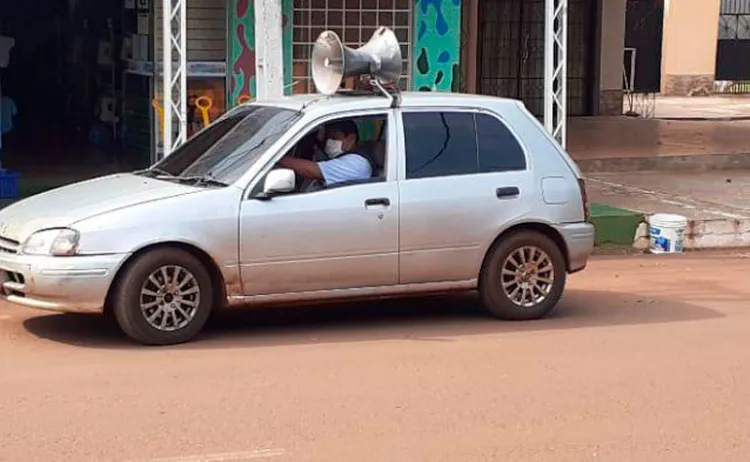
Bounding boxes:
[195,96,213,128]
[237,94,252,104]
[152,99,164,140]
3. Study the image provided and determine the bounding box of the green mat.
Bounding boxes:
[590,203,643,246]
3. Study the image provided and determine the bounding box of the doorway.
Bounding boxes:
[477,0,597,117]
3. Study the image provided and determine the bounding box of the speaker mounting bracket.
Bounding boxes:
[370,79,401,108]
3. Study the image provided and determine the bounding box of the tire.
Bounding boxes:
[111,248,214,345]
[479,230,567,321]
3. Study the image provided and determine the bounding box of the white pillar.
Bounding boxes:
[254,0,284,100]
[162,0,187,156]
[544,0,568,148]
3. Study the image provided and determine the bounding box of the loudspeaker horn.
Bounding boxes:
[311,26,402,95]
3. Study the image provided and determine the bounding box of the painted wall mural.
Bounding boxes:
[228,0,293,108]
[228,0,255,107]
[412,0,462,92]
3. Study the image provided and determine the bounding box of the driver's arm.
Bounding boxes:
[278,156,324,181]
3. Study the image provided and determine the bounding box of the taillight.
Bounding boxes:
[577,178,590,222]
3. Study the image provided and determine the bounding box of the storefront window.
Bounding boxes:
[187,78,227,138]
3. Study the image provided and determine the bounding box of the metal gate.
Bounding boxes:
[716,0,750,83]
[623,0,663,93]
[477,0,595,117]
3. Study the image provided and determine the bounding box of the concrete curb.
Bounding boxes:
[635,217,750,250]
[587,176,750,251]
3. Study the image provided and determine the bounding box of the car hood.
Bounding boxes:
[0,173,203,243]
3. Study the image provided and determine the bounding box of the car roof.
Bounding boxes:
[250,91,521,114]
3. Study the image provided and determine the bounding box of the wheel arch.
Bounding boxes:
[480,222,571,275]
[103,241,228,316]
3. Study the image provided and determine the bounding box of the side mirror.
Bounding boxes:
[258,168,295,199]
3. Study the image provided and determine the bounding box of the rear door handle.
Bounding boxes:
[365,197,391,207]
[496,187,520,199]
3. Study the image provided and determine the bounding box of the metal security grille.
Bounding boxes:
[477,0,595,118]
[717,0,750,84]
[720,0,750,38]
[292,0,413,94]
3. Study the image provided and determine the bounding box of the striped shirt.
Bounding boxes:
[318,153,372,185]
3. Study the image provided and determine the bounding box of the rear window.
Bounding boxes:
[402,111,527,180]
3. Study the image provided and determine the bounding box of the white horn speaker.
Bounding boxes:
[311,26,402,95]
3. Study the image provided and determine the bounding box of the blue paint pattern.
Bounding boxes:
[419,0,448,35]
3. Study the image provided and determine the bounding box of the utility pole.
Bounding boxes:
[254,0,284,100]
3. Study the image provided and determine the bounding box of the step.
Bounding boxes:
[577,152,750,173]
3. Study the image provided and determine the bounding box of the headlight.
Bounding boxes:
[22,229,80,256]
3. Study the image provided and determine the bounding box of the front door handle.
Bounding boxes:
[365,197,391,207]
[496,187,520,199]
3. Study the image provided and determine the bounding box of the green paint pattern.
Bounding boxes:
[228,0,294,108]
[411,0,462,92]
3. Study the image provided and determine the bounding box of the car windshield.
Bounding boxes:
[143,105,301,186]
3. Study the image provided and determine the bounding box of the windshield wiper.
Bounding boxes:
[158,175,229,188]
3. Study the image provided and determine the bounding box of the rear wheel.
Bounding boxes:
[112,248,214,345]
[479,231,566,320]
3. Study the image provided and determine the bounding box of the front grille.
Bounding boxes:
[0,236,20,255]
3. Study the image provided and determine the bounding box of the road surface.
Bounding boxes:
[1,252,749,462]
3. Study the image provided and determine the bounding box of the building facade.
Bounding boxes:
[626,0,750,97]
[123,0,631,162]
[226,0,628,116]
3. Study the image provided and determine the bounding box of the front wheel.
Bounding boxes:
[111,248,214,345]
[479,231,567,320]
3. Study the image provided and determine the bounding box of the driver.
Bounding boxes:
[278,120,372,186]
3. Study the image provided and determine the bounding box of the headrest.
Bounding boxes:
[360,140,386,169]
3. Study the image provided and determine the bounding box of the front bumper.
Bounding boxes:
[556,222,596,273]
[0,252,128,314]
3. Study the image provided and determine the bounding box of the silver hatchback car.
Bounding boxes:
[0,92,594,345]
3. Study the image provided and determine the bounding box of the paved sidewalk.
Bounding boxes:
[652,95,750,120]
[568,118,750,166]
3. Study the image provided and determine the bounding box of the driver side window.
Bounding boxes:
[274,113,389,195]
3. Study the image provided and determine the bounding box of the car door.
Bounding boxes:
[396,108,533,285]
[238,110,399,296]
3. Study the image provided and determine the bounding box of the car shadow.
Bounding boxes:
[21,289,725,350]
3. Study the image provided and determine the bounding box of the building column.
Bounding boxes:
[463,0,479,94]
[661,0,721,96]
[254,0,284,99]
[597,0,626,115]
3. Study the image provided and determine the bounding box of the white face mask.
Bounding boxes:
[324,139,344,158]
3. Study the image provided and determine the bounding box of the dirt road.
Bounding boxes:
[1,252,749,462]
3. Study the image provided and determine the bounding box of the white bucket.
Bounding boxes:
[648,213,687,254]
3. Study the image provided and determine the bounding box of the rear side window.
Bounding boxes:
[403,112,477,179]
[476,113,527,172]
[403,111,526,180]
